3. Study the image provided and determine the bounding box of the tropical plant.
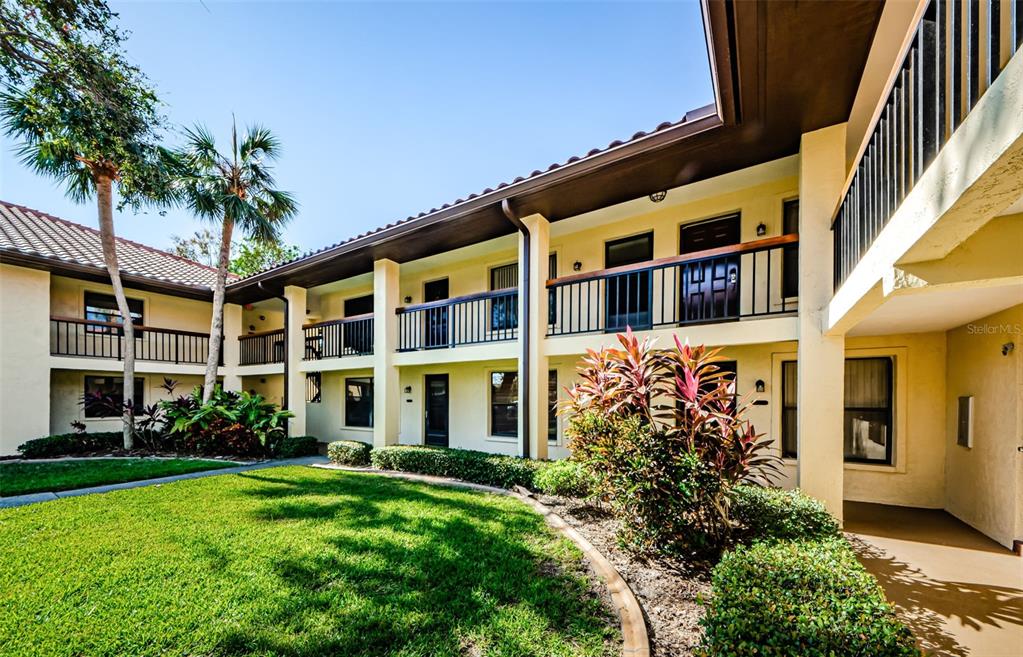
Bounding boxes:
[168,228,222,267]
[1,0,170,450]
[562,330,780,554]
[230,237,300,277]
[160,385,292,457]
[166,120,297,402]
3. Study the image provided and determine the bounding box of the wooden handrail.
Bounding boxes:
[238,327,285,340]
[302,313,373,329]
[546,234,799,287]
[395,286,517,314]
[49,315,212,339]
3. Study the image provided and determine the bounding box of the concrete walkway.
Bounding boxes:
[845,502,1023,657]
[0,455,328,509]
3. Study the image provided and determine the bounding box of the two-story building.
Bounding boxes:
[2,0,1021,550]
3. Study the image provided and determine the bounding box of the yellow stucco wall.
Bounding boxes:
[945,304,1022,548]
[1,264,51,454]
[242,373,284,409]
[50,275,213,333]
[306,368,375,443]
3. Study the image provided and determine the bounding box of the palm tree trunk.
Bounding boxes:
[95,173,135,450]
[203,216,234,403]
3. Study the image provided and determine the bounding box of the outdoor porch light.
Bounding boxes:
[649,190,667,203]
[756,222,767,236]
[404,386,412,394]
[404,295,412,304]
[755,379,766,393]
[572,261,583,272]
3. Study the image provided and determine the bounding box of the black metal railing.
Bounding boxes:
[238,328,285,365]
[303,314,374,359]
[546,235,798,337]
[50,316,219,365]
[397,288,518,351]
[833,0,1022,289]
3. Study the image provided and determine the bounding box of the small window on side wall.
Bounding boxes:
[782,199,799,299]
[490,371,518,438]
[345,377,373,427]
[306,372,322,404]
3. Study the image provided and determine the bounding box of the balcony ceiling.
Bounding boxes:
[228,0,884,304]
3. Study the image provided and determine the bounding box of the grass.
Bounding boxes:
[0,458,237,497]
[0,466,618,657]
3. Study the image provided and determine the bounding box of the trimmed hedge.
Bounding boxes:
[276,435,321,459]
[18,432,123,459]
[370,445,540,489]
[731,485,840,543]
[327,440,373,466]
[700,537,920,657]
[532,459,593,498]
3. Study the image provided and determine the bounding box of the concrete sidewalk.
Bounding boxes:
[0,455,328,509]
[845,501,1023,657]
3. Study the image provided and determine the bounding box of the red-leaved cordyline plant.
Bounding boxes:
[562,329,781,554]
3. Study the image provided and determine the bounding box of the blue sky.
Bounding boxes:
[0,1,712,255]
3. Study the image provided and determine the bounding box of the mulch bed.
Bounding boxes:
[538,494,711,657]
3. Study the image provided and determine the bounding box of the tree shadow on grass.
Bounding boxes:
[213,470,618,657]
[848,535,1023,657]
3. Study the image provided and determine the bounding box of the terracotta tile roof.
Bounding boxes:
[0,201,232,289]
[236,108,713,280]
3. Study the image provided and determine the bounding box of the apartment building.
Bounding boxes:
[1,0,1021,549]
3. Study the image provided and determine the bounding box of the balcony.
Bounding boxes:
[546,235,798,336]
[238,328,284,366]
[50,316,218,365]
[396,288,517,351]
[833,0,1023,289]
[303,314,374,360]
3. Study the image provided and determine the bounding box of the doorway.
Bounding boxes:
[424,374,449,447]
[423,278,449,348]
[604,232,654,331]
[679,215,741,322]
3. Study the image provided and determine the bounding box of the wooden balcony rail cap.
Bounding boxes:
[546,233,798,286]
[302,313,373,329]
[50,315,213,338]
[238,327,286,339]
[395,287,518,314]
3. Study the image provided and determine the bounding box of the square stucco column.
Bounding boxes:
[373,259,400,449]
[0,264,50,455]
[221,302,243,392]
[797,123,847,521]
[284,285,307,436]
[517,214,550,460]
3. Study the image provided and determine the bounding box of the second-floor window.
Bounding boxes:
[85,291,143,333]
[782,199,799,298]
[489,263,518,331]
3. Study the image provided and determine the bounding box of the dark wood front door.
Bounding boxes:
[424,374,449,447]
[423,278,449,348]
[679,215,741,322]
[604,232,654,331]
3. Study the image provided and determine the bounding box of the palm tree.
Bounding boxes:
[169,119,297,402]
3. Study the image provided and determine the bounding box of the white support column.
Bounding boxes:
[373,259,400,448]
[284,285,307,436]
[797,123,847,521]
[518,214,550,460]
[221,302,243,392]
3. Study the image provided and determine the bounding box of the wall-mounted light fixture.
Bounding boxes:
[756,223,767,237]
[259,314,266,321]
[248,324,255,332]
[1003,342,1016,356]
[649,190,667,203]
[755,379,766,393]
[403,296,412,304]
[572,261,583,272]
[403,385,412,394]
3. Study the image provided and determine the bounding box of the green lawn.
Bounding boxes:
[0,458,237,497]
[0,466,618,657]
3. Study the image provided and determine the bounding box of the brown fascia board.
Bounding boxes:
[0,249,214,301]
[227,105,725,301]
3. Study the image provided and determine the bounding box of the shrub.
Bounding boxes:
[327,440,372,466]
[700,537,920,657]
[370,445,540,489]
[563,331,780,555]
[161,386,292,457]
[277,435,321,458]
[731,485,840,543]
[18,432,123,458]
[532,459,593,497]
